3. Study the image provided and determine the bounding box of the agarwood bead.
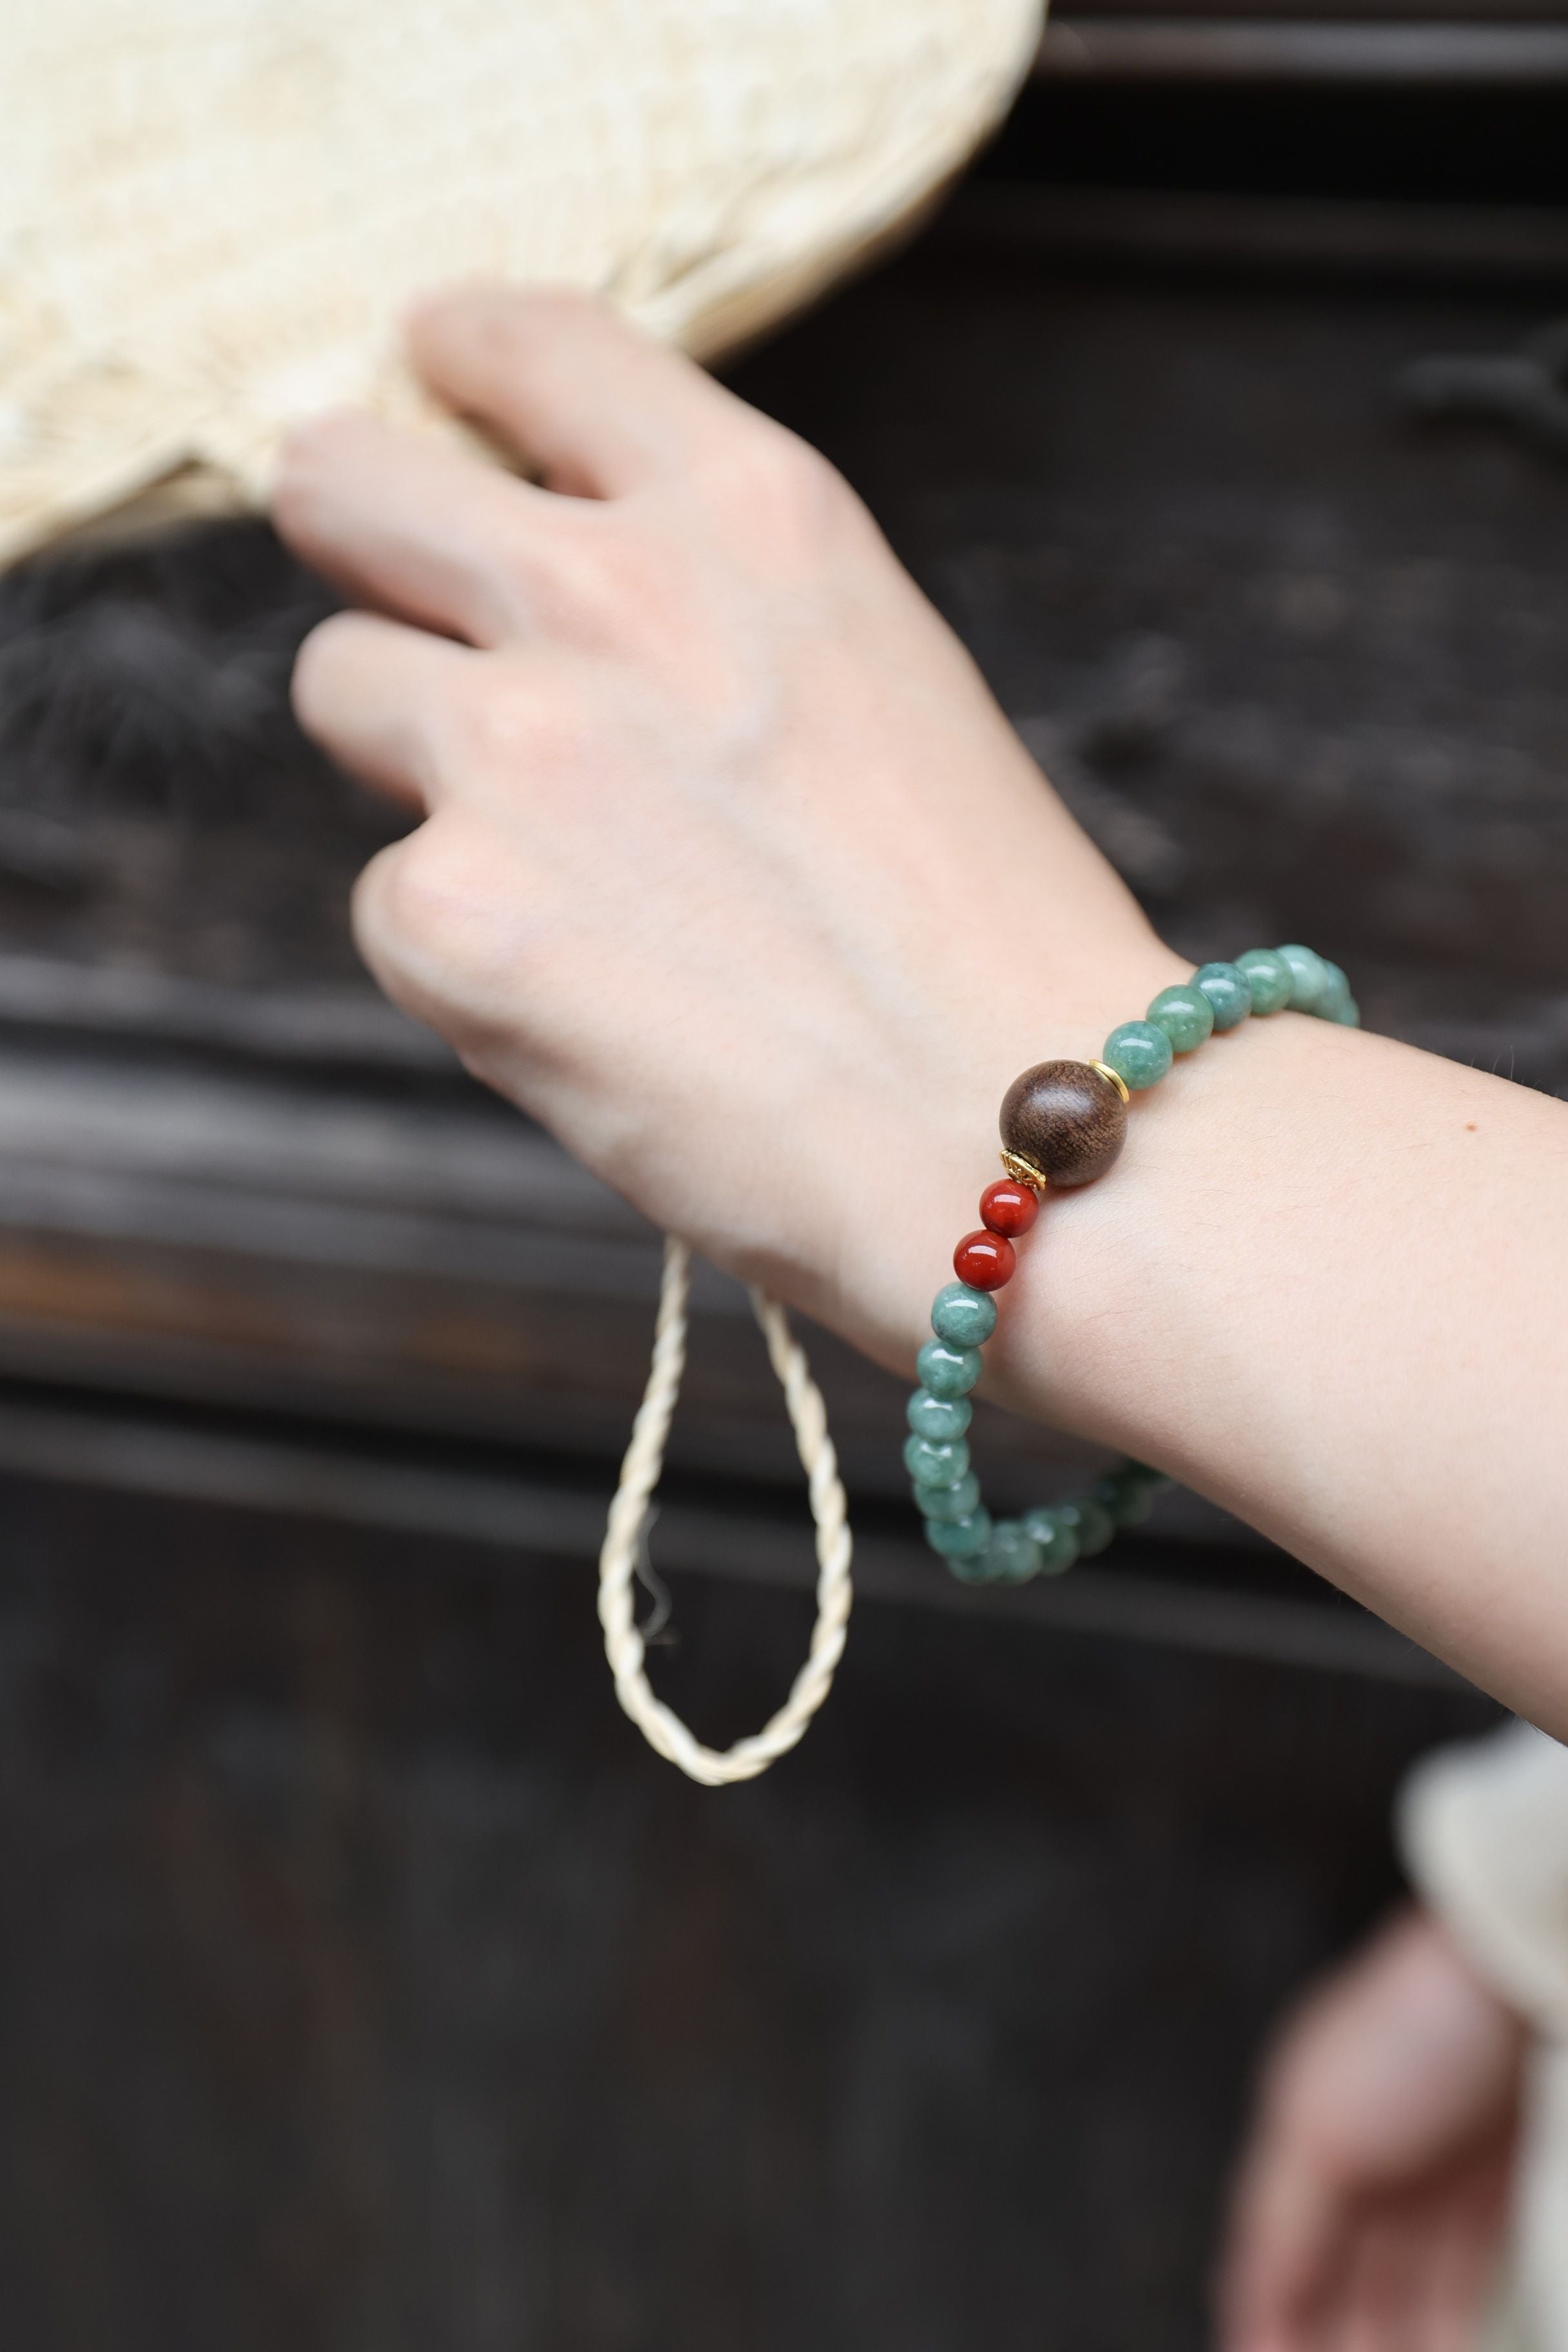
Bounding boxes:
[998,1059,1128,1189]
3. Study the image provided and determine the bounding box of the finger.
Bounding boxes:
[407,280,756,498]
[1337,2211,1429,2352]
[292,609,478,808]
[1217,2141,1344,2349]
[273,410,577,648]
[1417,2163,1516,2351]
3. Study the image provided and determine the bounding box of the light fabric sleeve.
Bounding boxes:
[1400,1723,1568,2352]
[1399,1721,1568,2042]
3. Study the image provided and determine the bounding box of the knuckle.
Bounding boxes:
[271,411,364,531]
[507,282,615,335]
[561,520,680,642]
[701,420,852,552]
[289,610,359,731]
[440,281,618,373]
[426,668,587,796]
[366,827,458,943]
[354,814,536,1068]
[357,816,490,975]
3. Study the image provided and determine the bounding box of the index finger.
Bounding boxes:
[406,282,754,500]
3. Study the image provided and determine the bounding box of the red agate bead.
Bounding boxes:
[954,1229,1015,1289]
[979,1179,1038,1238]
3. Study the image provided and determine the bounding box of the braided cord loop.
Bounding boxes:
[597,1237,854,1786]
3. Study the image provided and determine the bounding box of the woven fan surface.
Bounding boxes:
[0,0,1041,565]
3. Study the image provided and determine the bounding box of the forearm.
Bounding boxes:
[987,1010,1568,1729]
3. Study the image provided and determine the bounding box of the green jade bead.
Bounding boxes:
[930,1280,997,1349]
[904,1433,971,1487]
[1277,943,1329,1011]
[1234,947,1294,1014]
[906,1389,972,1444]
[946,1548,1002,1586]
[926,1508,993,1561]
[985,1521,1043,1584]
[916,1338,983,1400]
[1146,983,1214,1055]
[1192,961,1253,1031]
[918,1473,982,1522]
[1022,1507,1080,1576]
[1315,960,1360,1026]
[1094,1467,1155,1527]
[1059,1498,1115,1558]
[1102,1019,1173,1091]
[1315,958,1349,1014]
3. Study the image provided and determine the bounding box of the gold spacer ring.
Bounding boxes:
[999,1148,1048,1193]
[1089,1059,1130,1106]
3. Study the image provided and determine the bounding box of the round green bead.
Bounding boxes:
[985,1520,1043,1584]
[918,1472,982,1522]
[904,1433,971,1487]
[916,1338,983,1400]
[1146,983,1215,1055]
[926,1508,993,1562]
[1234,947,1294,1014]
[946,1549,1001,1585]
[1326,995,1361,1028]
[1093,1466,1155,1527]
[1192,961,1252,1031]
[930,1280,997,1349]
[1022,1506,1080,1577]
[1102,1019,1173,1091]
[1277,943,1328,1010]
[1314,959,1351,1017]
[1059,1498,1115,1558]
[907,1389,972,1444]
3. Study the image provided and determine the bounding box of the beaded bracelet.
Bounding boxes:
[907,943,1360,1587]
[601,937,1358,1787]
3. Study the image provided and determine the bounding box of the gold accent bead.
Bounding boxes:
[1089,1059,1130,1106]
[999,1148,1048,1193]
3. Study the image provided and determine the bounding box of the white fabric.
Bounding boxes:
[1399,1723,1568,2349]
[0,0,1042,565]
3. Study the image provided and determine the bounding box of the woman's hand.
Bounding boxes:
[1217,1906,1525,2352]
[271,284,1175,1368]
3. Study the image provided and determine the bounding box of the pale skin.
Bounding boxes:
[272,283,1568,1740]
[1218,1907,1525,2351]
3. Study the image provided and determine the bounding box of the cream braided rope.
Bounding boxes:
[598,1238,854,1785]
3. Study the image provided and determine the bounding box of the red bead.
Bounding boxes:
[979,1179,1039,1238]
[954,1229,1015,1290]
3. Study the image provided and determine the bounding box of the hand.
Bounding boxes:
[271,285,1177,1370]
[1216,1906,1526,2352]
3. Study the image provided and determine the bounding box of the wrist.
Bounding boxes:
[783,932,1190,1377]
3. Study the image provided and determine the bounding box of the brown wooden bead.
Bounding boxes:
[999,1059,1128,1188]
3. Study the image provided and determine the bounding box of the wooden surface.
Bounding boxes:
[0,1471,1498,2352]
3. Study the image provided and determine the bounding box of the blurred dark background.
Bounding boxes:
[0,8,1563,2345]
